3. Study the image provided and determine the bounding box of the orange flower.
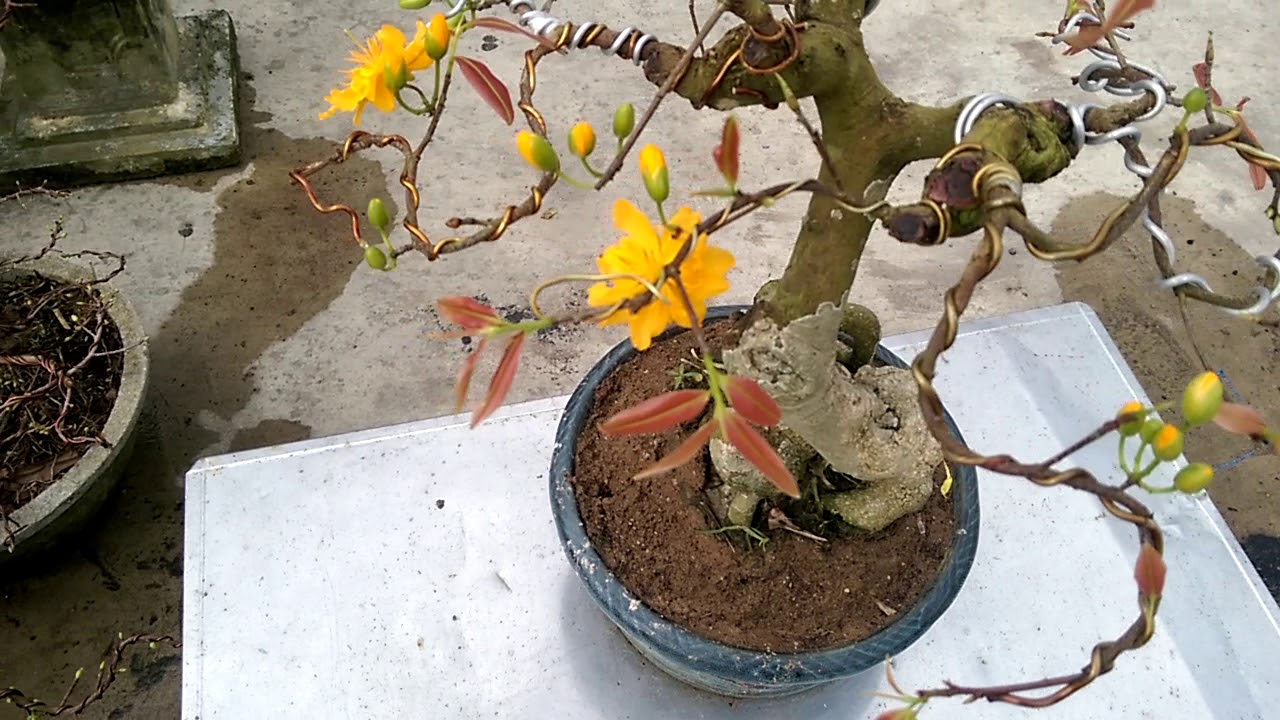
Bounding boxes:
[587,200,734,350]
[320,23,434,125]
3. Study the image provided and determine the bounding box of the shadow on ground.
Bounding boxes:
[1053,192,1280,599]
[0,81,380,717]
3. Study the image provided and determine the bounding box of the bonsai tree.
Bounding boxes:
[290,0,1280,715]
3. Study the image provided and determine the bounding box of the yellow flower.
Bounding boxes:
[320,23,434,125]
[588,200,735,350]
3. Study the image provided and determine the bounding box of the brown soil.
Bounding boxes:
[572,318,956,653]
[0,272,124,517]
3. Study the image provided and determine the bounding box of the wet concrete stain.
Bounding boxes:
[228,418,314,452]
[0,74,385,717]
[1053,192,1280,599]
[149,127,368,447]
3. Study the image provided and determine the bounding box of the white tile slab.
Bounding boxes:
[183,302,1280,719]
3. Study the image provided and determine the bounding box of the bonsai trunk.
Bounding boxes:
[640,2,1061,530]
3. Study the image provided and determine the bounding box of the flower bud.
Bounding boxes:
[1174,463,1215,494]
[516,130,560,173]
[1151,424,1184,462]
[425,14,450,61]
[1117,400,1146,437]
[382,60,409,91]
[612,103,635,140]
[1182,371,1224,427]
[1139,417,1165,443]
[639,144,669,204]
[399,0,431,8]
[367,197,392,233]
[1183,87,1210,114]
[364,245,388,270]
[568,122,596,158]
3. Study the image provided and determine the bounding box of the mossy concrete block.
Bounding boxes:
[0,11,242,188]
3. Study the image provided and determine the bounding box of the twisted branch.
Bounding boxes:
[905,154,1165,707]
[0,634,180,717]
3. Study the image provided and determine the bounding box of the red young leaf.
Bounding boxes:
[634,422,716,480]
[439,296,501,331]
[1213,402,1268,437]
[456,56,515,125]
[722,376,782,427]
[469,16,562,51]
[1191,62,1224,105]
[1134,542,1167,597]
[600,389,710,436]
[713,116,740,186]
[721,411,799,497]
[455,338,488,412]
[1065,0,1156,50]
[1236,113,1269,190]
[873,709,918,720]
[471,333,525,427]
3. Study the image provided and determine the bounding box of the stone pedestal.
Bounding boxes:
[0,1,241,187]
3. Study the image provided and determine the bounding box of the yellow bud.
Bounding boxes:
[425,14,450,61]
[1117,400,1146,437]
[1174,463,1215,494]
[638,144,669,204]
[1138,417,1164,443]
[1151,424,1184,462]
[568,122,596,158]
[516,130,560,173]
[1182,371,1224,427]
[612,103,635,139]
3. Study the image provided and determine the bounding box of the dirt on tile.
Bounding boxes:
[0,84,383,717]
[1052,192,1280,596]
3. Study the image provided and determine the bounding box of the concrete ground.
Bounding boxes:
[1,0,1276,716]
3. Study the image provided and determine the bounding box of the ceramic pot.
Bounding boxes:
[548,306,979,697]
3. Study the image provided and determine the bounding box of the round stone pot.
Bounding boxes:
[549,306,979,698]
[0,255,149,571]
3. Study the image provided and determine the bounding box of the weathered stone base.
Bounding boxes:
[0,11,241,188]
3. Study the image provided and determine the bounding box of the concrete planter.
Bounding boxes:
[549,306,980,698]
[0,256,149,570]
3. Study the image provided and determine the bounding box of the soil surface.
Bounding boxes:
[1,272,123,519]
[572,319,956,653]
